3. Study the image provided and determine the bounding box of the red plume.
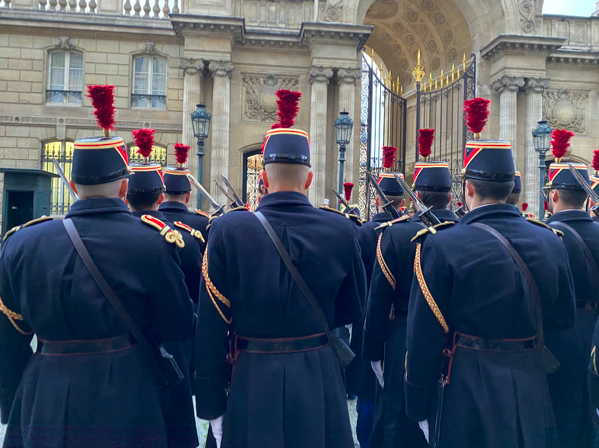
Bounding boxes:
[132,129,155,159]
[463,98,491,135]
[592,149,599,173]
[418,129,435,159]
[273,89,302,130]
[174,143,190,165]
[544,201,549,211]
[457,202,462,207]
[551,129,574,161]
[343,182,354,202]
[522,203,528,212]
[382,146,398,170]
[87,85,116,133]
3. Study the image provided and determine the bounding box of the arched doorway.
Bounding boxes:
[242,149,263,211]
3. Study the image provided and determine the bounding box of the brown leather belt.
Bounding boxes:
[455,332,537,352]
[236,333,329,354]
[38,334,136,355]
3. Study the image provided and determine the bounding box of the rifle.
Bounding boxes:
[214,180,244,209]
[568,164,599,218]
[393,174,441,230]
[366,172,401,220]
[332,189,353,213]
[221,175,246,209]
[187,174,225,217]
[52,158,78,202]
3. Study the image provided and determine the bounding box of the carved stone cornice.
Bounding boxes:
[308,66,334,85]
[209,61,234,79]
[481,35,566,62]
[491,76,525,94]
[180,58,204,75]
[523,77,550,95]
[337,67,361,85]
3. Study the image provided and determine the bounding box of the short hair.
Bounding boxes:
[558,189,587,209]
[506,192,521,206]
[74,179,124,199]
[417,190,451,209]
[387,194,404,209]
[126,191,162,211]
[264,163,310,190]
[164,192,188,202]
[468,179,514,202]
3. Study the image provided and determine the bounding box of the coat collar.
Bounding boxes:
[546,209,593,224]
[256,191,313,210]
[372,212,390,223]
[66,198,131,217]
[412,208,459,223]
[131,209,168,222]
[159,201,189,212]
[458,203,522,226]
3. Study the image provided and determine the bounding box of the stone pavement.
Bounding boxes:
[0,399,360,447]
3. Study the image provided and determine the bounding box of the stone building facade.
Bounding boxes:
[0,0,597,226]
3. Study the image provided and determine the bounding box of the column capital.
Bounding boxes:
[337,67,361,85]
[491,75,525,94]
[179,58,204,75]
[209,60,234,79]
[523,77,550,95]
[308,66,334,85]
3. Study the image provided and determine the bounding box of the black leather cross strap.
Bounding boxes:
[237,333,329,354]
[551,221,599,284]
[62,218,168,384]
[254,211,355,367]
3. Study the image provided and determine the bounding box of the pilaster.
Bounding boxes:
[337,67,361,186]
[492,76,525,161]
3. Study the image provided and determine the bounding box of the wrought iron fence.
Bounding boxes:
[242,150,262,212]
[42,141,74,215]
[128,145,167,165]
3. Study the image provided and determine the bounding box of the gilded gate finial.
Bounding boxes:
[412,50,425,84]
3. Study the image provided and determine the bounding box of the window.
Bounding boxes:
[42,141,75,215]
[47,51,83,105]
[132,56,167,109]
[129,144,167,165]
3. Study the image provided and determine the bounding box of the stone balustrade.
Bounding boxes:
[0,0,180,17]
[542,15,599,51]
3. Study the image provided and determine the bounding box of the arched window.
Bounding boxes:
[47,50,83,105]
[42,141,75,215]
[128,144,167,166]
[132,56,167,109]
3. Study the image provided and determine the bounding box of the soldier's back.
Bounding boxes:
[160,201,209,240]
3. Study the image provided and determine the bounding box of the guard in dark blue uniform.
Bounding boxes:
[160,144,209,240]
[543,151,599,448]
[0,86,194,448]
[365,149,457,448]
[347,146,404,448]
[126,139,203,448]
[507,170,521,206]
[340,182,362,218]
[194,90,366,448]
[589,174,599,223]
[404,101,575,448]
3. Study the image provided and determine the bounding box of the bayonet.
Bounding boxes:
[332,189,351,211]
[568,164,599,217]
[187,173,225,216]
[221,175,245,208]
[214,180,241,208]
[366,172,401,220]
[51,158,78,202]
[394,173,441,229]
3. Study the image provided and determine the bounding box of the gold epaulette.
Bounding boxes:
[526,217,563,237]
[0,296,33,335]
[141,215,185,248]
[174,221,205,243]
[202,246,231,324]
[195,209,210,218]
[414,242,449,333]
[226,206,249,214]
[375,214,410,231]
[319,205,363,226]
[410,221,455,242]
[3,216,53,242]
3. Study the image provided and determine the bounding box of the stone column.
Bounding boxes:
[523,78,550,214]
[179,58,204,206]
[337,67,361,186]
[209,60,234,205]
[492,76,525,160]
[308,66,333,206]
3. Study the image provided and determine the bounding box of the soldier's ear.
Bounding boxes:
[157,193,165,205]
[119,179,129,199]
[185,191,192,203]
[305,171,313,190]
[465,180,475,198]
[261,169,269,189]
[69,181,78,195]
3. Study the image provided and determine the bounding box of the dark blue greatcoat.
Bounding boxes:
[194,191,366,448]
[0,198,195,448]
[346,212,390,403]
[159,201,209,241]
[405,204,576,448]
[592,215,599,223]
[132,210,202,448]
[364,208,457,448]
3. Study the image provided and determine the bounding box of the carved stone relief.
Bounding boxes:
[243,74,299,122]
[144,42,156,54]
[543,89,588,134]
[319,0,343,23]
[180,58,204,75]
[58,36,75,49]
[518,0,542,35]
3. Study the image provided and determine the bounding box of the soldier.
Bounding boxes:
[0,85,194,448]
[364,130,458,448]
[341,182,362,218]
[506,171,521,206]
[126,131,203,448]
[194,89,366,448]
[348,146,404,448]
[543,130,599,448]
[159,144,209,239]
[404,98,575,448]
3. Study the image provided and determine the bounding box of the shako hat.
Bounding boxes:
[128,129,164,193]
[413,129,452,192]
[378,146,404,196]
[163,143,192,194]
[512,171,522,193]
[590,150,599,196]
[546,130,589,190]
[462,98,515,182]
[262,90,310,167]
[72,85,130,185]
[341,182,361,217]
